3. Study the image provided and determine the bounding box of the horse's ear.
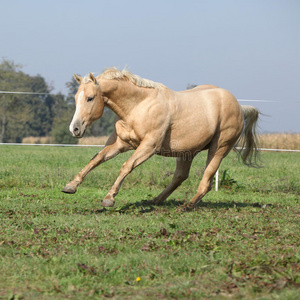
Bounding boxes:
[89,72,98,85]
[74,74,82,84]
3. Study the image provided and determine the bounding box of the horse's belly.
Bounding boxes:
[159,130,213,157]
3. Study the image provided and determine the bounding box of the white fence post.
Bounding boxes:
[215,169,219,191]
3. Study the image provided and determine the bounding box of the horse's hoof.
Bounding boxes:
[62,184,77,194]
[101,197,115,207]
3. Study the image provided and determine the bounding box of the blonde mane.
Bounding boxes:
[98,67,164,89]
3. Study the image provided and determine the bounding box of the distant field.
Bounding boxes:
[78,136,109,146]
[0,145,299,299]
[258,133,300,150]
[22,133,300,150]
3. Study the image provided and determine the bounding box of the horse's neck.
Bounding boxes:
[100,79,150,120]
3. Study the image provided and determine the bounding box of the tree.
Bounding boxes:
[50,93,77,144]
[0,58,54,142]
[50,78,78,144]
[0,59,116,144]
[0,59,23,142]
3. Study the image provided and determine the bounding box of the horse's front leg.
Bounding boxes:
[62,141,123,194]
[101,141,156,207]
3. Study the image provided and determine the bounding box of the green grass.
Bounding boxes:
[0,145,299,299]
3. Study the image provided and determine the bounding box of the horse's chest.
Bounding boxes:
[115,121,140,148]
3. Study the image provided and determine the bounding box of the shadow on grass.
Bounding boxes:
[92,199,181,214]
[92,199,272,214]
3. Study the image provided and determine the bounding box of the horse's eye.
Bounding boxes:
[87,97,94,102]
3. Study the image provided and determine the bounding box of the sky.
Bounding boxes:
[1,0,299,133]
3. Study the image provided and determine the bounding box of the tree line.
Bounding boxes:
[0,58,115,144]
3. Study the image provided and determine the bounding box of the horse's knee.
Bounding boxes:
[120,161,133,175]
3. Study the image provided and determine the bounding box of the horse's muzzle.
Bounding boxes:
[69,120,86,138]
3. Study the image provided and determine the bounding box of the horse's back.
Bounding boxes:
[181,86,243,133]
[174,86,240,117]
[159,86,243,156]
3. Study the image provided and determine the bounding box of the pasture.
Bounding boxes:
[0,145,299,299]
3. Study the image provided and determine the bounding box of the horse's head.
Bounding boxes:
[69,73,105,138]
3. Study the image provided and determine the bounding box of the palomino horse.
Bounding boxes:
[62,68,260,209]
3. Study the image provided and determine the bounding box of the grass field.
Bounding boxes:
[0,145,299,299]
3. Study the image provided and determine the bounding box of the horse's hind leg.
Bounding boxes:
[185,143,232,209]
[152,156,193,205]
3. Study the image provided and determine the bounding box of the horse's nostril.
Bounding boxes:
[71,120,84,138]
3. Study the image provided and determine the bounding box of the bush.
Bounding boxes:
[51,123,78,144]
